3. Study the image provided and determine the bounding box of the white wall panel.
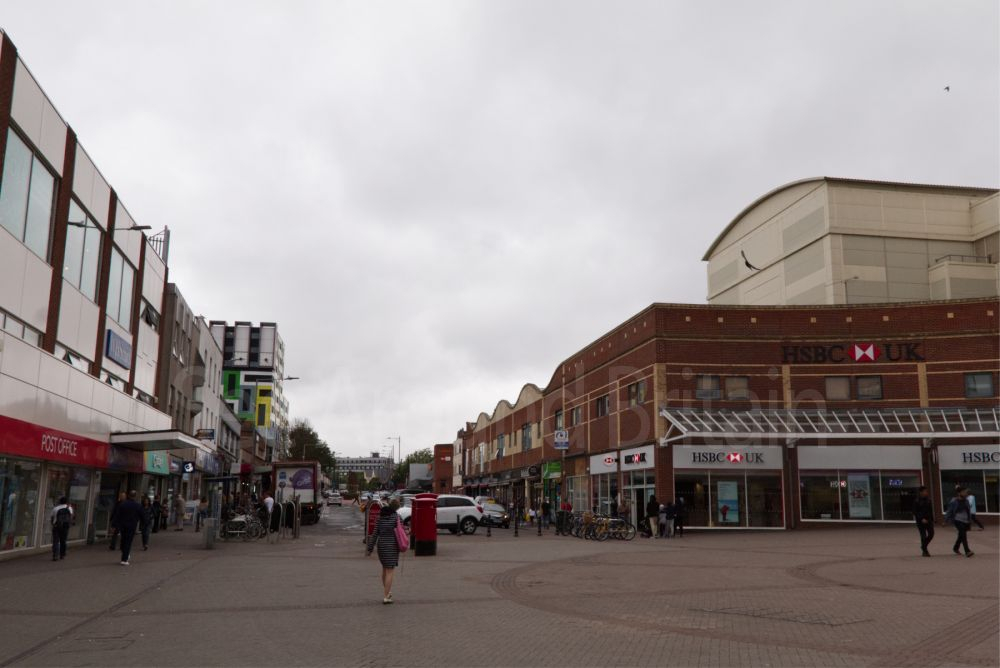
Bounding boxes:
[142,250,165,306]
[71,146,110,229]
[133,322,159,395]
[111,388,132,422]
[37,353,70,398]
[91,380,114,415]
[66,364,94,406]
[798,445,921,470]
[113,201,142,267]
[0,230,28,316]
[90,409,111,438]
[78,296,99,358]
[10,60,44,147]
[56,280,81,354]
[38,99,66,174]
[0,373,39,423]
[19,251,51,331]
[0,335,40,384]
[35,391,69,433]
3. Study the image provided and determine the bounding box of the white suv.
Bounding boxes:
[396,495,483,535]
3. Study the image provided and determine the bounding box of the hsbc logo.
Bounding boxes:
[692,451,764,465]
[623,453,647,465]
[603,456,617,466]
[781,342,922,364]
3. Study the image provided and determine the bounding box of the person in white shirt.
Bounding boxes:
[263,492,275,514]
[968,493,985,530]
[50,497,74,561]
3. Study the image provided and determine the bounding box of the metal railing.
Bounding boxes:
[931,254,992,265]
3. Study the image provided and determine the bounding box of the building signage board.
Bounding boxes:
[797,445,921,470]
[937,445,1000,470]
[620,445,654,471]
[105,329,133,369]
[542,461,562,480]
[780,342,923,364]
[107,445,143,472]
[589,452,618,474]
[144,451,170,475]
[0,414,109,468]
[554,430,569,450]
[674,445,783,471]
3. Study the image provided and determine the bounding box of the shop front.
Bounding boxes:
[541,461,562,517]
[589,452,619,515]
[0,414,107,554]
[620,445,655,527]
[143,451,170,501]
[673,445,785,529]
[797,445,922,523]
[937,444,999,515]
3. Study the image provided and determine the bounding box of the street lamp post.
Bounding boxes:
[386,436,401,486]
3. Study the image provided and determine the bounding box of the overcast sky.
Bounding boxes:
[3,2,997,458]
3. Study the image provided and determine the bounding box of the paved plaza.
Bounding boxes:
[0,507,996,667]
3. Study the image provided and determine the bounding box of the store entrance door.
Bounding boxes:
[94,472,125,537]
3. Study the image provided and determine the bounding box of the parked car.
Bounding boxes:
[326,492,343,506]
[480,502,509,528]
[397,494,483,534]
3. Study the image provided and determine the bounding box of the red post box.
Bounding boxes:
[411,493,438,556]
[364,500,382,547]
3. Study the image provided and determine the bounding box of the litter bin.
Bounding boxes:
[411,493,438,556]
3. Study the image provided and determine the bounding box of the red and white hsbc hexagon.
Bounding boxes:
[849,343,881,362]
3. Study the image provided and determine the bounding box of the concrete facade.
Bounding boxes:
[705,178,999,305]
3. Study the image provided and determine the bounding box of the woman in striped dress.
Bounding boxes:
[366,500,402,604]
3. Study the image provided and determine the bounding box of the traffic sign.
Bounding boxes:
[182,461,195,474]
[554,430,569,450]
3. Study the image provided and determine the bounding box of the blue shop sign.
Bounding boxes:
[105,330,132,369]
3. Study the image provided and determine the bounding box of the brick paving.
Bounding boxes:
[0,508,995,667]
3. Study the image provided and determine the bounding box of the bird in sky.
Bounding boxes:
[741,250,761,271]
[944,86,950,92]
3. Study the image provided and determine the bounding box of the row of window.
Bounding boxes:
[0,128,138,332]
[696,373,994,401]
[0,308,42,348]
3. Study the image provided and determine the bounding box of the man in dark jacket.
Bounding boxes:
[150,497,162,534]
[115,490,146,565]
[646,495,659,538]
[912,485,934,557]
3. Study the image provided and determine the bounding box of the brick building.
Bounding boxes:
[457,298,999,530]
[432,443,453,494]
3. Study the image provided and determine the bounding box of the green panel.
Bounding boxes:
[223,370,241,400]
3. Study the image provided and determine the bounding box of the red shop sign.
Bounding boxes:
[0,413,109,468]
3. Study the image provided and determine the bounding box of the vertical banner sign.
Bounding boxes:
[847,474,872,519]
[716,481,740,525]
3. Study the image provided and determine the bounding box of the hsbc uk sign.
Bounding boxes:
[676,445,784,471]
[781,342,923,364]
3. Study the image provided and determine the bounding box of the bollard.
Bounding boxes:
[86,523,95,545]
[514,507,519,537]
[487,521,491,537]
[538,513,542,536]
[203,518,216,549]
[456,513,461,537]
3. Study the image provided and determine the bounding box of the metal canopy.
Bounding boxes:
[110,430,205,452]
[659,407,1000,444]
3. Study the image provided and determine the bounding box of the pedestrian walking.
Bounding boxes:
[912,485,934,557]
[159,496,169,530]
[115,490,146,565]
[108,491,125,551]
[645,495,659,539]
[674,497,686,537]
[173,494,186,531]
[365,500,403,604]
[541,499,551,530]
[945,487,975,558]
[140,496,153,551]
[196,496,209,532]
[663,500,676,538]
[150,496,161,534]
[658,503,667,538]
[50,496,73,561]
[967,492,985,530]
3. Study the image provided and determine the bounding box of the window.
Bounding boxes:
[226,373,237,395]
[595,395,610,417]
[627,380,647,407]
[256,403,266,426]
[965,373,994,398]
[825,376,851,401]
[522,424,532,449]
[0,129,55,260]
[570,406,583,426]
[695,375,721,400]
[856,376,883,401]
[140,301,160,331]
[497,433,505,458]
[106,249,135,330]
[240,388,253,413]
[724,376,750,400]
[554,409,564,431]
[63,201,102,301]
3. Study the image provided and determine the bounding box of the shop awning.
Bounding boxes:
[659,407,1000,444]
[109,430,205,451]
